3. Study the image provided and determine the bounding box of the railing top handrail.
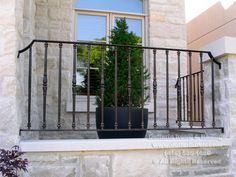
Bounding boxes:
[17,39,221,69]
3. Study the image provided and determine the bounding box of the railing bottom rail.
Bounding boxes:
[20,127,224,135]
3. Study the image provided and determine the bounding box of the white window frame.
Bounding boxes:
[74,0,147,44]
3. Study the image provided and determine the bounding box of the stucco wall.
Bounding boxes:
[187,1,236,50]
[187,1,236,72]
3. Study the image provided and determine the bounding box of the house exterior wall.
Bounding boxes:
[187,1,236,72]
[21,144,231,177]
[1,0,236,177]
[203,43,236,176]
[187,2,236,175]
[0,0,24,148]
[187,1,236,50]
[18,0,187,139]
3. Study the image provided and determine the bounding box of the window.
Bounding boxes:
[76,0,143,14]
[77,14,107,42]
[75,0,145,95]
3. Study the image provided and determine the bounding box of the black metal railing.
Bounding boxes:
[18,39,224,135]
[176,71,204,125]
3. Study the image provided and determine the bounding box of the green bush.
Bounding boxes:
[97,18,149,107]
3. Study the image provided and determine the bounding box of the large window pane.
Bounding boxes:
[76,0,143,14]
[76,45,101,95]
[115,17,142,43]
[77,14,106,41]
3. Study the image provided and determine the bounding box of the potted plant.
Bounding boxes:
[96,18,149,138]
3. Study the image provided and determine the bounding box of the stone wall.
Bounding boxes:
[31,0,87,139]
[147,0,187,130]
[0,0,25,148]
[204,54,236,174]
[21,145,232,177]
[201,36,236,175]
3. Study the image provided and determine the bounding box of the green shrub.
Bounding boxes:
[97,18,149,107]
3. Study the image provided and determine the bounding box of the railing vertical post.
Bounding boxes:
[72,44,77,129]
[188,52,193,128]
[186,76,189,121]
[200,53,205,127]
[166,50,169,128]
[141,49,144,129]
[42,42,48,129]
[153,49,157,128]
[114,47,118,129]
[101,46,105,129]
[197,72,200,122]
[177,51,182,128]
[183,77,186,121]
[193,74,196,122]
[87,45,91,129]
[57,43,62,129]
[211,56,215,128]
[27,46,32,129]
[128,47,132,129]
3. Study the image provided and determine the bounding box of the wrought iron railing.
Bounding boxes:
[18,39,224,136]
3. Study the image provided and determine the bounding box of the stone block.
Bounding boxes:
[112,151,168,177]
[26,153,60,163]
[36,5,48,17]
[0,55,16,76]
[60,9,73,21]
[2,77,17,96]
[171,170,189,177]
[48,8,59,20]
[0,10,15,26]
[194,167,228,176]
[26,166,76,177]
[0,97,18,135]
[82,155,110,177]
[60,156,79,164]
[60,0,73,8]
[48,0,60,7]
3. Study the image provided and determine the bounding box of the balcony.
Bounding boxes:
[18,39,224,139]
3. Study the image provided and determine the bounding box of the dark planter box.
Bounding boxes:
[96,107,148,139]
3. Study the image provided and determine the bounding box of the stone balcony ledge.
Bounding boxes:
[20,138,231,152]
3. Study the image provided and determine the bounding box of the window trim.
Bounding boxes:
[74,7,147,17]
[112,14,145,45]
[74,11,110,42]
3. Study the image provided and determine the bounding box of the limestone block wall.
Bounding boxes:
[0,0,24,148]
[21,0,40,140]
[201,36,236,175]
[147,0,187,129]
[204,54,236,174]
[21,144,231,177]
[31,0,88,139]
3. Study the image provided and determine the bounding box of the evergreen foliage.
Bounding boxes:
[97,18,149,107]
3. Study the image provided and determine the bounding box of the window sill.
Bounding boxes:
[20,138,231,152]
[66,95,97,113]
[66,95,154,113]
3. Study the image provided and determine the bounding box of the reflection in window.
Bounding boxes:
[77,14,106,41]
[115,17,142,43]
[76,45,102,95]
[76,14,106,95]
[76,0,143,14]
[75,0,145,95]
